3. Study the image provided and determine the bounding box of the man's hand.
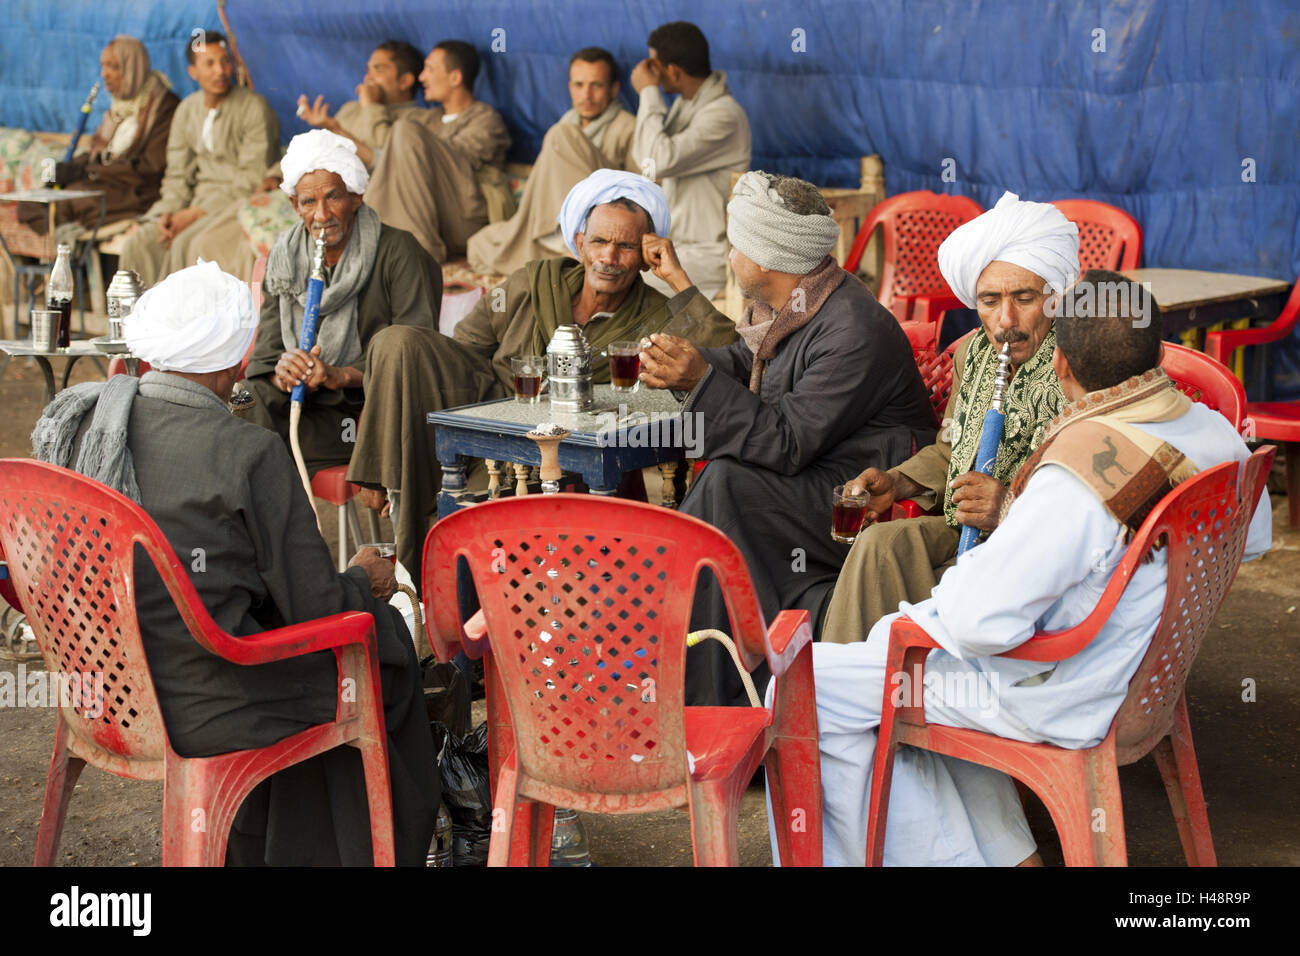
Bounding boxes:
[949,471,1007,532]
[156,212,175,244]
[630,59,660,94]
[348,546,397,601]
[273,344,339,393]
[257,175,282,193]
[639,333,707,391]
[358,487,391,518]
[159,207,204,245]
[641,234,693,294]
[356,80,384,105]
[845,467,900,524]
[296,94,337,131]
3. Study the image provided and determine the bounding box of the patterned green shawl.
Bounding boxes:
[943,329,1065,527]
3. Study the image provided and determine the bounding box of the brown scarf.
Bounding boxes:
[736,255,848,392]
[1007,368,1197,537]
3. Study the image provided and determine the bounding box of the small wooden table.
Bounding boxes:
[0,339,106,404]
[429,385,696,517]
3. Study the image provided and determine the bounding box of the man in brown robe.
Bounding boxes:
[466,47,636,275]
[23,35,179,233]
[347,170,738,585]
[117,32,279,286]
[241,130,441,475]
[364,40,512,263]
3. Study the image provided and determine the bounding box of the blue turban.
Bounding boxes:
[555,169,671,257]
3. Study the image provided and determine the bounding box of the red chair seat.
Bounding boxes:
[310,464,359,505]
[684,707,772,781]
[1244,402,1300,441]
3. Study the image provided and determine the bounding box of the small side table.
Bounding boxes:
[0,339,108,404]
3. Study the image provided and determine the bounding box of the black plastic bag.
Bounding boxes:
[436,721,492,866]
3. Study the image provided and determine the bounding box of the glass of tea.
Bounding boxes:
[360,542,397,564]
[608,341,641,393]
[511,355,544,403]
[830,484,871,544]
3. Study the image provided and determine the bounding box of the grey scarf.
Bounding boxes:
[264,203,381,369]
[29,372,229,504]
[559,99,623,154]
[664,71,730,135]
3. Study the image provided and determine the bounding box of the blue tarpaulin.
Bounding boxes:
[4,1,1299,395]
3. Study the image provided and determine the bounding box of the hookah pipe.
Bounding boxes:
[63,81,101,166]
[289,231,328,520]
[957,342,1012,555]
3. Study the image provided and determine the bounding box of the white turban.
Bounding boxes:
[124,260,256,373]
[556,169,670,256]
[937,191,1080,308]
[726,171,840,274]
[280,129,369,197]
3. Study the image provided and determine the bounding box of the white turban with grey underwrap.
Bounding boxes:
[124,260,256,373]
[279,128,369,197]
[556,169,671,256]
[726,171,840,274]
[937,191,1080,308]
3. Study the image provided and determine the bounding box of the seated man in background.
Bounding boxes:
[118,31,279,286]
[467,46,636,275]
[788,270,1272,866]
[193,39,427,280]
[22,35,179,233]
[242,129,442,476]
[822,192,1078,644]
[365,39,512,262]
[347,168,738,586]
[31,261,439,866]
[638,171,938,706]
[630,20,751,299]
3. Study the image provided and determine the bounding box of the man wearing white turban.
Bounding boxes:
[637,171,938,706]
[346,168,738,585]
[821,191,1077,644]
[240,129,442,478]
[31,261,439,866]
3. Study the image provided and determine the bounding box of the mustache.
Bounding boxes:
[592,263,629,277]
[995,329,1030,344]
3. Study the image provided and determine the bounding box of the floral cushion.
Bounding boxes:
[236,189,297,258]
[0,127,37,188]
[15,139,65,191]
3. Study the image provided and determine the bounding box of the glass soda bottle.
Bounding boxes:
[47,244,74,349]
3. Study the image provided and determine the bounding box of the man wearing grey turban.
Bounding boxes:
[31,262,439,866]
[821,191,1077,645]
[639,171,938,707]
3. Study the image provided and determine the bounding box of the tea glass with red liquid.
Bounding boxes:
[360,542,397,564]
[511,355,544,403]
[608,340,641,393]
[830,484,871,544]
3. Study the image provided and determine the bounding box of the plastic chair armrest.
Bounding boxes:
[911,292,965,327]
[764,609,812,678]
[1204,327,1284,365]
[208,611,377,666]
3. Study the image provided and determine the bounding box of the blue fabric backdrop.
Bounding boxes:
[3,1,1299,395]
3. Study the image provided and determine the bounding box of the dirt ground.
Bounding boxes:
[0,311,1296,867]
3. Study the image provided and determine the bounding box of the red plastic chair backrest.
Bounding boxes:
[843,191,984,308]
[1111,448,1271,761]
[908,328,972,424]
[0,460,236,773]
[1160,342,1246,431]
[1051,199,1143,271]
[425,494,770,797]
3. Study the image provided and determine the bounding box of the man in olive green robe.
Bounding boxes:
[348,175,737,586]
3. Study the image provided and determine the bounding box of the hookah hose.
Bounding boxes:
[62,81,101,166]
[686,630,761,706]
[289,233,327,520]
[957,342,1012,555]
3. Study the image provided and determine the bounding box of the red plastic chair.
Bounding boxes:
[1205,278,1300,527]
[1050,199,1143,271]
[843,191,984,334]
[422,494,822,867]
[0,458,397,866]
[1160,342,1246,432]
[865,446,1274,866]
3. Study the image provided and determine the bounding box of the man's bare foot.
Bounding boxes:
[1017,852,1044,867]
[358,486,390,518]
